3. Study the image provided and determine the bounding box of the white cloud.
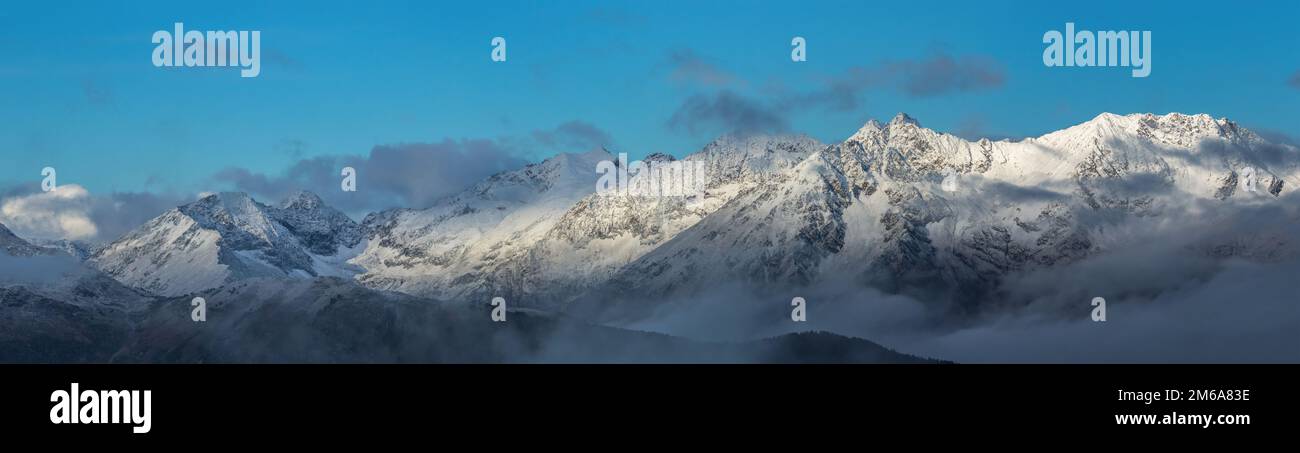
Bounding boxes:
[0,185,98,240]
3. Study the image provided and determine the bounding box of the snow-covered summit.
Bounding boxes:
[270,190,362,255]
[89,191,362,296]
[1036,112,1260,151]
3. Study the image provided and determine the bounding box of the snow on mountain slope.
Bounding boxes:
[0,223,96,261]
[351,149,613,302]
[567,112,1300,323]
[0,221,152,322]
[272,191,363,256]
[88,191,363,296]
[33,238,97,261]
[0,222,56,257]
[352,135,826,308]
[489,134,826,308]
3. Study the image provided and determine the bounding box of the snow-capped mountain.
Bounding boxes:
[502,134,826,308]
[71,112,1300,321]
[352,135,826,308]
[567,112,1300,322]
[350,148,613,303]
[272,190,364,256]
[6,111,1298,363]
[88,191,363,296]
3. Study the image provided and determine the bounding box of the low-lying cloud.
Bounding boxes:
[0,185,98,240]
[212,121,620,216]
[0,184,187,244]
[616,188,1300,363]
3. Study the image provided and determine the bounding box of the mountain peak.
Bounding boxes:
[889,112,920,127]
[1083,112,1227,131]
[1088,111,1124,123]
[701,132,822,151]
[846,119,884,142]
[181,191,267,222]
[279,190,324,210]
[196,191,251,202]
[536,148,612,171]
[846,114,924,144]
[643,152,677,163]
[188,191,261,213]
[269,191,361,256]
[89,188,363,296]
[1045,112,1258,149]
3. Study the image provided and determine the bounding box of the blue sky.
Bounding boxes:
[1,0,1298,208]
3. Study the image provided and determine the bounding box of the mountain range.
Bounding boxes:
[4,111,1298,362]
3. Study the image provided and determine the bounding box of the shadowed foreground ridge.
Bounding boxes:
[0,277,934,364]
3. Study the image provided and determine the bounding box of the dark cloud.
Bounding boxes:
[781,52,1006,111]
[215,121,615,216]
[664,49,738,87]
[1289,71,1300,89]
[667,90,788,137]
[213,138,528,215]
[88,191,189,241]
[660,51,1001,134]
[894,53,1004,97]
[531,121,614,152]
